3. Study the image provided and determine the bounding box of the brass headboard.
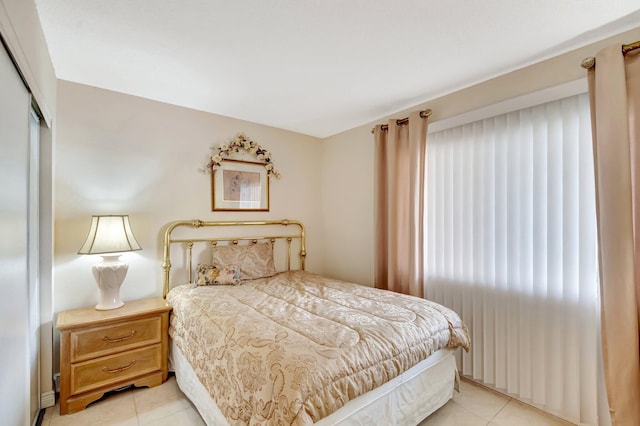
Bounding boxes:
[162,219,306,297]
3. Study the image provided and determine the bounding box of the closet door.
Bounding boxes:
[0,41,35,425]
[28,107,41,423]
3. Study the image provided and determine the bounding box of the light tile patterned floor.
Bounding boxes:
[42,376,575,425]
[419,380,575,426]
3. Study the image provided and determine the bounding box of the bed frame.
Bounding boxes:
[161,218,459,425]
[162,219,306,297]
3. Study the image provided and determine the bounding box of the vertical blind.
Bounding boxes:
[425,93,599,424]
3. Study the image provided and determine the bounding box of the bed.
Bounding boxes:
[162,219,470,425]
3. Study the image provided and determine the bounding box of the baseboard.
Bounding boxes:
[40,390,55,408]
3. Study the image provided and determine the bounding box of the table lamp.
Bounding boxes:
[78,215,142,310]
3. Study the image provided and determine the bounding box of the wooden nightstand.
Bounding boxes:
[56,297,172,415]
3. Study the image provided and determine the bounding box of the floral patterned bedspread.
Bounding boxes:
[167,270,470,425]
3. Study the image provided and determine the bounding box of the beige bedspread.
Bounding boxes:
[167,270,470,425]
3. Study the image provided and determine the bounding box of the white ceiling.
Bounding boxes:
[35,1,640,138]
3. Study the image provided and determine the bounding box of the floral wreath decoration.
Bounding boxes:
[201,133,281,178]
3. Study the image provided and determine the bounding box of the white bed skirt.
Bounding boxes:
[170,339,458,425]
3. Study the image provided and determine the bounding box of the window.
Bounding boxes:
[425,93,599,424]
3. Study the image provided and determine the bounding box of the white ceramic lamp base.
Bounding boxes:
[92,255,128,310]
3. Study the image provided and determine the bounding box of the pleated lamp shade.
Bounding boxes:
[78,215,142,255]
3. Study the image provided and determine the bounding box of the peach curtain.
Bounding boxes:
[374,111,429,297]
[586,44,640,425]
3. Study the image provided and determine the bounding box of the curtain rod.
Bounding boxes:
[581,40,640,69]
[623,40,640,54]
[370,109,432,134]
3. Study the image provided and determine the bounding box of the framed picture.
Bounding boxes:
[211,159,269,211]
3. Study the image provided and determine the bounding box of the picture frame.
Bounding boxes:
[211,159,269,211]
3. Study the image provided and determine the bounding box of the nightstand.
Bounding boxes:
[56,297,172,415]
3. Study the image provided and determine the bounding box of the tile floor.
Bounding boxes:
[42,376,574,425]
[419,380,574,426]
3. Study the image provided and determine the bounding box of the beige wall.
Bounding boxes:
[54,80,325,313]
[321,26,640,287]
[320,124,375,285]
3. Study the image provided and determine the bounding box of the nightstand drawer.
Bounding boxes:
[70,344,162,395]
[71,316,161,362]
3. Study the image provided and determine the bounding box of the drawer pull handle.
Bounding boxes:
[102,330,136,343]
[102,360,137,374]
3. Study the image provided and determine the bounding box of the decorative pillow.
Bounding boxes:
[196,264,219,286]
[213,264,241,285]
[196,264,241,286]
[211,242,276,281]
